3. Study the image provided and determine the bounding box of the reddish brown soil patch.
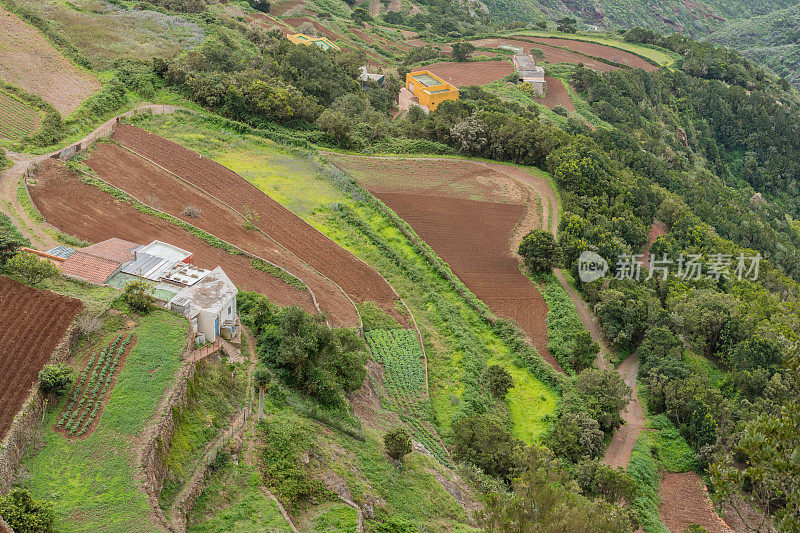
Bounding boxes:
[401,29,418,39]
[373,193,562,372]
[425,60,513,87]
[54,334,137,439]
[660,473,730,533]
[407,39,452,54]
[537,77,575,111]
[283,17,340,41]
[247,12,293,33]
[85,142,358,328]
[470,38,619,72]
[269,0,309,16]
[641,218,668,268]
[369,0,380,17]
[111,125,399,322]
[520,37,657,71]
[0,276,83,440]
[0,6,101,114]
[29,159,316,313]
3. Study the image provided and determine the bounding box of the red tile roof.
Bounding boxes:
[59,251,124,284]
[79,237,139,263]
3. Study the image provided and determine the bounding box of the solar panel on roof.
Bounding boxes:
[46,245,75,259]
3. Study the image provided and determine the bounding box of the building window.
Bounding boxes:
[228,306,231,315]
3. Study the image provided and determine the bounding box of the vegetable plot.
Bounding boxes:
[365,329,450,464]
[55,332,136,438]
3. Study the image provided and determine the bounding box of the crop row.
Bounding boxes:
[365,329,451,464]
[0,92,39,140]
[56,333,135,437]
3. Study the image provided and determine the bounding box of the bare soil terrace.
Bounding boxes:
[470,38,619,72]
[0,6,101,114]
[660,472,731,533]
[330,155,564,373]
[0,276,83,440]
[425,61,513,86]
[111,125,400,322]
[85,142,358,328]
[538,77,575,111]
[28,159,316,313]
[519,37,658,71]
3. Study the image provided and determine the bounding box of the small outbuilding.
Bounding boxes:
[513,54,546,95]
[169,267,238,344]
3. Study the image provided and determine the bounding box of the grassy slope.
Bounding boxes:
[129,113,559,444]
[19,310,188,533]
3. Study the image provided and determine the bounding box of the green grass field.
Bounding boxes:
[19,310,188,533]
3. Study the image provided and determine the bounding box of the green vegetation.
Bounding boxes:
[38,363,74,395]
[627,433,669,533]
[20,310,187,532]
[541,276,592,372]
[6,250,60,285]
[160,357,246,511]
[188,464,292,532]
[384,427,413,461]
[0,488,55,533]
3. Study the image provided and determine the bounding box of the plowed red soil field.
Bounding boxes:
[282,18,341,41]
[424,61,512,86]
[538,77,575,111]
[659,473,730,533]
[330,155,564,373]
[85,142,358,328]
[0,276,83,440]
[470,38,619,72]
[29,159,316,314]
[0,6,101,114]
[111,125,399,321]
[519,37,657,71]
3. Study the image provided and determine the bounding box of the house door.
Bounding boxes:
[214,316,220,337]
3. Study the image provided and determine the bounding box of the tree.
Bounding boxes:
[452,42,476,62]
[384,427,412,460]
[248,0,270,12]
[452,414,524,481]
[122,280,156,313]
[39,363,73,395]
[485,364,514,399]
[573,368,632,433]
[7,251,59,285]
[576,459,636,504]
[571,331,600,371]
[0,233,26,265]
[728,337,783,372]
[556,16,577,33]
[518,229,560,273]
[254,366,272,420]
[0,488,54,533]
[546,411,604,462]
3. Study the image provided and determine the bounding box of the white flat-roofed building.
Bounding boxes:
[513,54,546,95]
[169,267,238,343]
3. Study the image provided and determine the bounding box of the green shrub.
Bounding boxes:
[39,363,73,395]
[384,427,413,460]
[0,488,54,533]
[122,280,156,313]
[7,250,60,284]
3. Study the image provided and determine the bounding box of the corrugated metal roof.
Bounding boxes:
[121,253,175,281]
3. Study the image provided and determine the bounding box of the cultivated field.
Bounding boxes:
[111,125,400,324]
[539,77,575,111]
[470,37,620,71]
[425,60,514,87]
[0,5,101,114]
[0,91,40,140]
[0,276,83,440]
[523,37,658,71]
[85,141,359,328]
[331,155,564,373]
[659,473,730,533]
[28,159,317,313]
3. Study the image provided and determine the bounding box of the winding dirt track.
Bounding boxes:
[111,125,401,326]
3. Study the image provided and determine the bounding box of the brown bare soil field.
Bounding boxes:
[407,39,452,54]
[111,125,399,321]
[425,61,513,87]
[248,12,293,33]
[0,6,101,114]
[538,77,575,111]
[369,0,381,17]
[660,473,730,533]
[330,155,563,373]
[269,0,309,16]
[0,276,83,440]
[283,17,341,41]
[85,142,358,328]
[470,38,619,72]
[521,37,657,71]
[401,29,417,38]
[388,0,401,11]
[29,159,316,314]
[641,218,668,268]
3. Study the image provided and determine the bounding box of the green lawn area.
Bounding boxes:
[20,310,188,533]
[188,464,292,533]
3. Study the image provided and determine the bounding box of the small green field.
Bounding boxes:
[0,90,40,140]
[19,310,188,533]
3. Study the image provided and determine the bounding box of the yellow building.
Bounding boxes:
[406,71,458,111]
[287,33,340,51]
